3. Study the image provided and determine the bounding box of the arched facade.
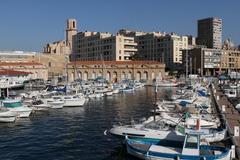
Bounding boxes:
[67,61,165,85]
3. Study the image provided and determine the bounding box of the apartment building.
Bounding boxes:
[182,46,240,76]
[119,29,189,69]
[71,31,137,61]
[221,49,240,73]
[197,17,222,49]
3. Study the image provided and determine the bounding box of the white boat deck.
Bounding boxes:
[149,145,181,154]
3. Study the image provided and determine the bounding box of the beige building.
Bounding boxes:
[221,49,240,73]
[43,19,77,55]
[71,32,137,61]
[119,29,189,69]
[31,54,68,79]
[43,40,71,55]
[0,61,48,80]
[67,61,165,85]
[182,46,240,76]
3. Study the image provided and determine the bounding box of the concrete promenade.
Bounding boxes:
[212,84,240,158]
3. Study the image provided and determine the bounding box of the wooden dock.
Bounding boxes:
[212,84,240,158]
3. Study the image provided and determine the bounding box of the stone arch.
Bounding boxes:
[113,71,117,82]
[92,72,96,79]
[136,71,141,81]
[77,71,82,79]
[71,72,75,82]
[121,71,126,80]
[106,71,111,81]
[127,71,132,80]
[158,72,163,80]
[151,72,155,80]
[98,71,102,77]
[83,71,88,81]
[143,71,148,80]
[35,71,38,79]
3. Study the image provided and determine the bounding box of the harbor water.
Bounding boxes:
[0,86,174,160]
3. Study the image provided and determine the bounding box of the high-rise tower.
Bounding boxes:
[66,19,77,49]
[197,17,222,49]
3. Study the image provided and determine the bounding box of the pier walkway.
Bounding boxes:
[212,84,240,158]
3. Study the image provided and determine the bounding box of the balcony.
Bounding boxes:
[124,47,137,52]
[123,41,137,46]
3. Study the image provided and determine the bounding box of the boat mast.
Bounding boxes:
[153,77,160,121]
[154,80,158,121]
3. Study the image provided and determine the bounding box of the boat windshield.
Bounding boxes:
[185,134,198,149]
[53,97,61,100]
[144,120,166,130]
[4,101,22,108]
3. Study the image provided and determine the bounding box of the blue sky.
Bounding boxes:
[0,0,239,52]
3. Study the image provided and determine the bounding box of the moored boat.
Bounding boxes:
[126,133,231,160]
[0,107,18,122]
[2,99,32,118]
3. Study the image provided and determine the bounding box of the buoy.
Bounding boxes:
[104,130,108,136]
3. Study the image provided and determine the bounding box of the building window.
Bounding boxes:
[119,56,121,60]
[73,21,75,28]
[48,62,51,67]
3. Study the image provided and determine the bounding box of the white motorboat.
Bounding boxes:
[2,99,32,118]
[31,100,51,111]
[94,87,107,97]
[53,95,86,107]
[235,103,240,111]
[109,117,184,142]
[174,92,197,104]
[122,86,134,92]
[45,97,64,109]
[224,89,237,98]
[105,90,113,96]
[108,115,225,143]
[113,88,120,94]
[155,80,178,87]
[134,81,145,89]
[0,107,18,122]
